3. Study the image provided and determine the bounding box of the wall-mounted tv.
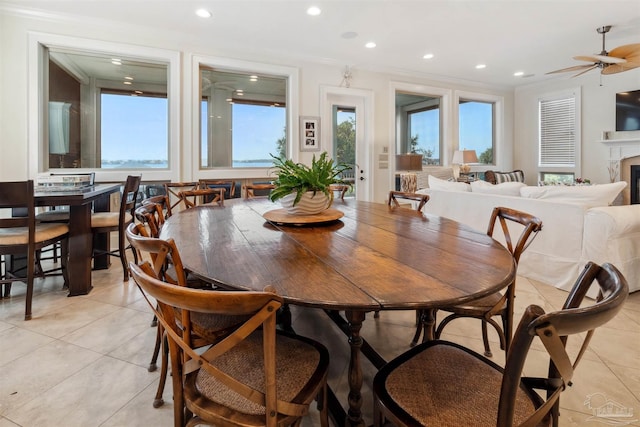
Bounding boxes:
[616,89,640,131]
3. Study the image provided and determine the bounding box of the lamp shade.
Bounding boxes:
[49,101,71,155]
[396,154,423,171]
[452,149,478,164]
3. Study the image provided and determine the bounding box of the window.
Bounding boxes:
[396,92,441,165]
[199,67,287,168]
[100,91,168,168]
[539,172,575,185]
[459,99,494,164]
[29,33,180,182]
[538,90,580,179]
[333,106,356,166]
[47,51,169,170]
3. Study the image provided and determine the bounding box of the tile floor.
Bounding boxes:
[1,259,639,427]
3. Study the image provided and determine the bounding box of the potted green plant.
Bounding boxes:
[269,152,352,214]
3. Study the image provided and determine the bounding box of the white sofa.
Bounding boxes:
[416,183,640,294]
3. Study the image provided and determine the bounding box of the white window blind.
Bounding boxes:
[539,96,576,167]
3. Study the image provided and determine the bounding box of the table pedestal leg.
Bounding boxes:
[345,309,366,427]
[67,205,93,296]
[422,308,436,342]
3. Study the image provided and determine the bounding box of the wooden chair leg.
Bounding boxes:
[119,231,129,281]
[481,320,493,357]
[153,330,168,408]
[149,320,161,372]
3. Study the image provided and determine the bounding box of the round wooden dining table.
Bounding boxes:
[160,198,516,426]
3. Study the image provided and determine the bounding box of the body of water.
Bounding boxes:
[102,160,273,169]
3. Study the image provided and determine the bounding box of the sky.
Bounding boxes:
[100,94,492,164]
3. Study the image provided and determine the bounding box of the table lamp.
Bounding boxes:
[396,154,423,193]
[49,101,71,168]
[452,149,477,174]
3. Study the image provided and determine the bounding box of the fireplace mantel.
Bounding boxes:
[600,131,640,162]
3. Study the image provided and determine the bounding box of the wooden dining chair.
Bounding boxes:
[329,183,351,200]
[135,203,165,239]
[163,182,199,217]
[198,179,237,199]
[90,175,141,281]
[388,190,430,213]
[242,182,275,199]
[374,261,628,427]
[126,223,250,409]
[178,188,225,209]
[129,261,330,427]
[0,180,69,320]
[142,194,170,219]
[412,206,543,356]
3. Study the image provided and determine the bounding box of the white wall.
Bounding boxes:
[0,8,515,203]
[515,70,640,186]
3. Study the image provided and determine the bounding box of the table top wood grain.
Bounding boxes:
[160,198,516,312]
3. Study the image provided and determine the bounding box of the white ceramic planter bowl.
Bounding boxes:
[280,191,332,215]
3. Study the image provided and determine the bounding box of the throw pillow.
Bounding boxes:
[416,167,455,189]
[428,175,471,192]
[519,181,627,208]
[471,180,525,196]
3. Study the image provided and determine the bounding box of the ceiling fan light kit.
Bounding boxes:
[547,25,640,77]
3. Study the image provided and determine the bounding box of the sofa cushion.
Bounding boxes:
[484,170,525,185]
[427,175,470,192]
[416,167,455,189]
[470,180,526,196]
[519,181,627,208]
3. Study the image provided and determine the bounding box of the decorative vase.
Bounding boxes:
[280,191,333,215]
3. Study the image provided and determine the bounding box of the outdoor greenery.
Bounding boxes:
[269,152,352,206]
[336,117,356,166]
[409,134,435,164]
[478,147,493,164]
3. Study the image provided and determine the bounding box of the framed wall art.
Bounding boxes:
[300,116,320,152]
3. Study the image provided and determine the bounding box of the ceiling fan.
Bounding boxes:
[547,25,640,77]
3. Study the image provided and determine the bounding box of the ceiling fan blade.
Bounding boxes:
[546,64,594,75]
[602,62,640,75]
[572,65,599,77]
[609,43,640,63]
[574,54,626,64]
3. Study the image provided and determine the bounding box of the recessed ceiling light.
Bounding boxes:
[365,42,377,49]
[124,76,134,80]
[111,59,122,65]
[307,6,321,16]
[123,81,132,85]
[134,90,143,94]
[423,53,434,60]
[196,9,212,18]
[513,71,524,77]
[475,64,486,69]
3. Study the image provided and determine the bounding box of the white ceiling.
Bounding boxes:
[3,0,640,88]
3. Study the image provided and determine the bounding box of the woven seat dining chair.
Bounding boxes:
[198,179,237,199]
[412,206,543,357]
[0,180,69,320]
[90,175,141,281]
[387,190,430,213]
[141,194,169,222]
[126,223,251,409]
[163,182,199,217]
[129,261,330,427]
[374,261,628,427]
[178,187,225,209]
[242,182,275,199]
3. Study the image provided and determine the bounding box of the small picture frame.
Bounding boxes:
[300,116,320,152]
